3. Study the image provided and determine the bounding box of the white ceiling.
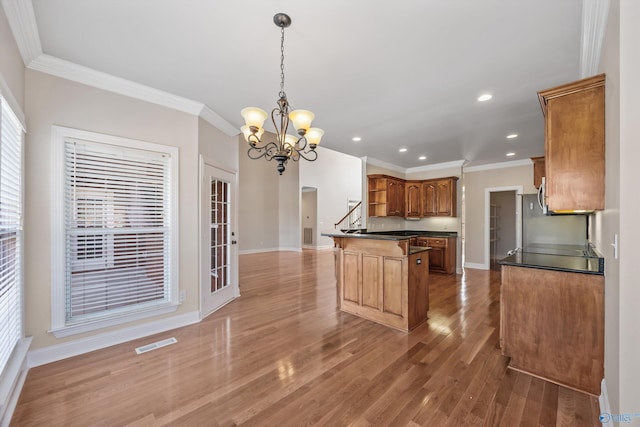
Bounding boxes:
[26,0,585,168]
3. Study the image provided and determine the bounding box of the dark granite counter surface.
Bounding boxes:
[498,244,604,275]
[321,229,458,240]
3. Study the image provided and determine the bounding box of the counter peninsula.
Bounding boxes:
[322,230,432,331]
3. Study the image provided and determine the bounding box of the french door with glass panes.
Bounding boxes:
[200,161,238,317]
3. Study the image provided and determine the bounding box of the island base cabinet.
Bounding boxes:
[337,238,429,332]
[500,265,604,395]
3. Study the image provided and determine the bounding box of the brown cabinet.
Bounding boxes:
[422,177,458,217]
[500,265,604,395]
[333,236,429,331]
[537,74,605,212]
[368,175,405,217]
[368,175,457,218]
[531,156,545,189]
[415,236,456,274]
[404,181,422,217]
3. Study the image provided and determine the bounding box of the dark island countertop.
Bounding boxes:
[321,229,458,241]
[498,244,604,275]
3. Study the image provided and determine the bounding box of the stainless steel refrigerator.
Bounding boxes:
[520,193,588,250]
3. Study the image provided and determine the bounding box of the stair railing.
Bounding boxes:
[334,201,362,229]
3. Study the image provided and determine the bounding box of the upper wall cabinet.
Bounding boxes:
[405,181,422,218]
[531,156,545,189]
[368,175,458,218]
[422,177,458,217]
[368,175,405,217]
[537,74,605,212]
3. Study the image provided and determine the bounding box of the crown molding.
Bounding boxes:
[199,105,239,136]
[27,54,239,135]
[580,0,611,78]
[362,157,406,174]
[1,0,42,66]
[364,156,527,175]
[405,159,465,174]
[463,158,532,173]
[29,54,204,114]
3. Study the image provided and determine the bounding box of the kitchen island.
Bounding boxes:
[498,244,604,395]
[322,230,432,331]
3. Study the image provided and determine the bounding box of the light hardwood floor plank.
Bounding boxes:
[11,250,601,426]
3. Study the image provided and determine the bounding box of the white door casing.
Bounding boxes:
[200,157,239,318]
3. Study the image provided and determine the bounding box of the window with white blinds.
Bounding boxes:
[51,128,178,334]
[0,96,24,377]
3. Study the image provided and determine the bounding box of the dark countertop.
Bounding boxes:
[321,229,458,240]
[409,246,432,255]
[498,245,604,276]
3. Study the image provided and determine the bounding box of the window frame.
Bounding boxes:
[50,126,180,338]
[0,93,25,378]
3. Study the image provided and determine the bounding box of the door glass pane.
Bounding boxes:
[210,178,230,294]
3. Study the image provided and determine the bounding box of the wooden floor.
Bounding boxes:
[11,250,601,426]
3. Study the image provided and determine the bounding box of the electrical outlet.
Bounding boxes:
[179,291,186,302]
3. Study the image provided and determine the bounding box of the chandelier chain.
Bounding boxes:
[279,25,286,99]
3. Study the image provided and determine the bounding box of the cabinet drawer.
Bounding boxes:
[415,238,429,247]
[426,238,446,247]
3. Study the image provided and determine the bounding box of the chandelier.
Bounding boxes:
[240,13,324,175]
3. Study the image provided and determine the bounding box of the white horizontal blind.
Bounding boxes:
[0,96,24,377]
[64,139,171,324]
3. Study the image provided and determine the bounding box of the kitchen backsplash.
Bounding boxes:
[366,216,460,232]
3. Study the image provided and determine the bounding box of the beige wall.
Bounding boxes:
[279,155,300,250]
[238,143,361,251]
[0,4,24,113]
[463,164,536,267]
[237,133,287,252]
[24,70,203,350]
[617,0,640,413]
[300,146,362,248]
[597,0,621,412]
[198,117,238,169]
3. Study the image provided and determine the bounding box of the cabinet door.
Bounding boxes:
[382,257,403,316]
[362,255,382,309]
[436,180,452,216]
[405,182,422,217]
[531,157,545,189]
[540,74,605,211]
[421,182,437,216]
[343,251,361,303]
[428,246,446,272]
[394,181,405,216]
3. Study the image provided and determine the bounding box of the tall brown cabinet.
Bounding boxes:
[537,74,605,212]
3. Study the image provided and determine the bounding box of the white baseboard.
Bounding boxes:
[239,247,304,255]
[0,337,32,427]
[238,247,280,255]
[599,378,610,420]
[27,310,200,368]
[278,246,302,253]
[464,262,488,270]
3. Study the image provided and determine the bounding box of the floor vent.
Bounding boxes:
[135,337,177,355]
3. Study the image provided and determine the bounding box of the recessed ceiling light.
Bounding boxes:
[506,133,518,139]
[399,148,407,152]
[352,136,362,142]
[506,152,516,157]
[477,94,492,102]
[419,156,427,160]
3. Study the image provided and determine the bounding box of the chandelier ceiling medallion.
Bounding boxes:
[240,13,324,175]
